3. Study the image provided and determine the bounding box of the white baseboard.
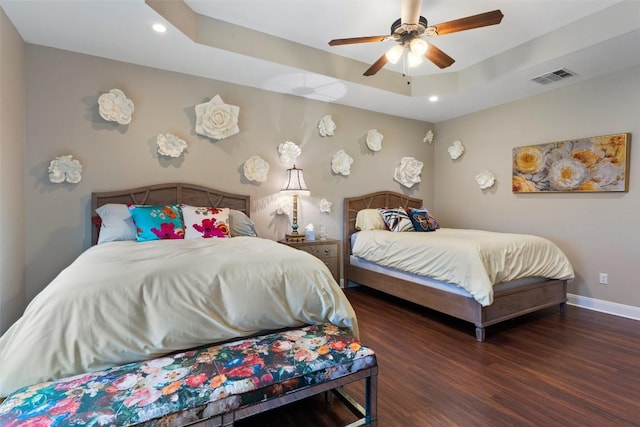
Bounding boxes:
[567,293,640,321]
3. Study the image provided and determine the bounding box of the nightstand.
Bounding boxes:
[279,238,341,283]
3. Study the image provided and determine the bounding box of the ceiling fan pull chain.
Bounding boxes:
[402,50,408,77]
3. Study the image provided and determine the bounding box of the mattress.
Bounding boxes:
[350,228,575,306]
[349,255,547,297]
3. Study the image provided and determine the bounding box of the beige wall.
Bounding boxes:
[23,45,433,303]
[434,65,640,308]
[0,8,26,335]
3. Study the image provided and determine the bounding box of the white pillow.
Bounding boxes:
[355,209,387,231]
[229,209,258,237]
[95,204,137,244]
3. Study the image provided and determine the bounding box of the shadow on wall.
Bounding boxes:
[24,225,80,304]
[0,287,26,336]
[254,193,289,240]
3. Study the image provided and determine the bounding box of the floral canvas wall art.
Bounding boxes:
[512,133,630,193]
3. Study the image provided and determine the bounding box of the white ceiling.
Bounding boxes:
[2,0,639,122]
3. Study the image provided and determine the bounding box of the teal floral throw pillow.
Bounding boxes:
[128,205,185,241]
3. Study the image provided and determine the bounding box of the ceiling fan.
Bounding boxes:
[328,0,504,76]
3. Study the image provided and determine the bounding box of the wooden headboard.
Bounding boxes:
[91,183,251,245]
[342,191,422,274]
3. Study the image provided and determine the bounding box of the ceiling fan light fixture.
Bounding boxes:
[328,5,504,77]
[385,45,404,64]
[407,51,423,68]
[409,38,428,56]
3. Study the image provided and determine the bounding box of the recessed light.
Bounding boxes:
[429,95,439,102]
[152,23,167,33]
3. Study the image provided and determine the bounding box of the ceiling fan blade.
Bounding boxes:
[363,54,389,76]
[429,10,504,36]
[401,0,422,25]
[329,36,387,46]
[424,43,455,69]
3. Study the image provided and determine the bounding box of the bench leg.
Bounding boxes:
[198,366,378,427]
[366,367,378,426]
[475,326,485,342]
[333,366,378,427]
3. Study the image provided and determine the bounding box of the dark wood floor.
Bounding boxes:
[237,286,640,426]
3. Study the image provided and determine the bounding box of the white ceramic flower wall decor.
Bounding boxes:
[243,156,270,183]
[194,95,240,141]
[319,199,332,213]
[331,150,353,176]
[156,133,188,158]
[423,129,434,144]
[393,157,423,188]
[98,89,134,125]
[318,115,336,137]
[475,170,496,190]
[48,155,83,184]
[448,140,465,160]
[366,129,383,152]
[278,141,301,163]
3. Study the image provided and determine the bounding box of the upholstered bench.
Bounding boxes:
[0,324,377,426]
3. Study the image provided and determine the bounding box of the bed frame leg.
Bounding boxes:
[475,326,485,342]
[559,301,567,314]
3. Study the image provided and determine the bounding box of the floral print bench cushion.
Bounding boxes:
[0,324,375,426]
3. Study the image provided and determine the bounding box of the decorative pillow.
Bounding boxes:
[408,208,440,232]
[129,205,185,242]
[428,212,441,230]
[95,203,137,244]
[379,208,413,232]
[229,209,258,237]
[181,205,231,239]
[355,209,387,231]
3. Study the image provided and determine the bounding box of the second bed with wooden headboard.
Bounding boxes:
[343,191,574,342]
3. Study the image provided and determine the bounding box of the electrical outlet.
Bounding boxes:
[599,273,608,285]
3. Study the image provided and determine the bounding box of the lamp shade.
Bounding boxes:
[407,51,423,68]
[281,166,310,195]
[409,38,428,56]
[385,45,404,65]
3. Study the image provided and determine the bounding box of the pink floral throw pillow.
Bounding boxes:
[181,205,231,239]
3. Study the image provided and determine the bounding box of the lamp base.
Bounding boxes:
[285,233,306,243]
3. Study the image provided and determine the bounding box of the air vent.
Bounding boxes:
[531,68,576,85]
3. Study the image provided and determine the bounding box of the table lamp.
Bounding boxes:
[281,165,310,242]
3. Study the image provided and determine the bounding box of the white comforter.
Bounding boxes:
[352,229,574,306]
[0,237,357,398]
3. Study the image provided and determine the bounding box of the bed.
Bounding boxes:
[343,191,574,342]
[0,183,357,399]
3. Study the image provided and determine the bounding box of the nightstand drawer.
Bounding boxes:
[279,238,341,283]
[299,244,338,259]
